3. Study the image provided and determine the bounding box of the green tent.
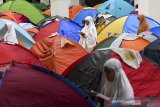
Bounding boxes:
[94,36,117,50]
[0,0,46,24]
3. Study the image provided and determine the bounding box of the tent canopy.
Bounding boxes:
[69,5,83,20]
[141,38,160,66]
[31,36,87,75]
[0,0,46,24]
[65,49,160,102]
[0,62,96,107]
[0,43,43,67]
[73,8,99,27]
[97,14,160,43]
[34,19,82,43]
[97,0,135,18]
[151,26,160,37]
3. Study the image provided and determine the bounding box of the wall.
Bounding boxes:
[71,0,79,5]
[139,0,160,22]
[0,0,3,4]
[41,0,50,5]
[50,0,71,17]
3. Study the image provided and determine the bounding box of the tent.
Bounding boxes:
[95,33,158,52]
[69,5,83,20]
[0,11,28,23]
[34,19,82,43]
[30,36,88,75]
[151,26,160,37]
[97,14,160,43]
[65,49,160,102]
[0,62,96,107]
[93,4,101,9]
[97,0,135,18]
[0,43,43,67]
[141,38,160,66]
[0,0,46,24]
[0,19,35,49]
[43,8,51,16]
[94,36,117,50]
[32,3,48,11]
[73,8,99,27]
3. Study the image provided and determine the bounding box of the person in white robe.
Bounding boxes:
[100,58,134,106]
[79,16,97,52]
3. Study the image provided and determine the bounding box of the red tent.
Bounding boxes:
[65,49,160,100]
[0,43,43,67]
[34,21,60,42]
[0,63,96,107]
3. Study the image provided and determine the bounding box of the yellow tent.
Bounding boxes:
[93,4,101,9]
[97,16,127,43]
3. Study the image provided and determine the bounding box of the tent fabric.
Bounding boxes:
[0,11,28,23]
[0,19,35,49]
[73,8,99,26]
[69,5,83,20]
[98,14,160,43]
[0,43,43,67]
[34,21,60,42]
[151,26,160,37]
[0,63,96,107]
[94,36,117,50]
[121,37,151,52]
[93,4,101,9]
[43,8,51,16]
[65,50,113,102]
[0,11,18,23]
[30,36,87,75]
[0,0,46,24]
[97,0,135,18]
[34,20,82,43]
[110,53,160,97]
[95,33,157,52]
[97,16,127,43]
[123,14,160,34]
[141,39,160,66]
[65,49,160,103]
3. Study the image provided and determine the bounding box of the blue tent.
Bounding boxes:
[0,19,35,49]
[97,0,135,18]
[123,14,160,34]
[151,26,160,37]
[58,20,82,42]
[73,8,99,27]
[34,19,82,43]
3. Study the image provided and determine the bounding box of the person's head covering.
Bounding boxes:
[137,14,150,34]
[84,16,94,27]
[102,58,134,101]
[80,16,97,52]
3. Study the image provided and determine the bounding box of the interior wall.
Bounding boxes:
[0,0,3,4]
[51,0,70,17]
[139,0,160,22]
[40,0,50,5]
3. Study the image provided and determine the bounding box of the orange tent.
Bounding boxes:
[27,28,39,37]
[43,5,83,19]
[30,36,88,75]
[69,5,83,20]
[121,37,151,52]
[43,8,51,16]
[0,11,28,23]
[0,11,18,23]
